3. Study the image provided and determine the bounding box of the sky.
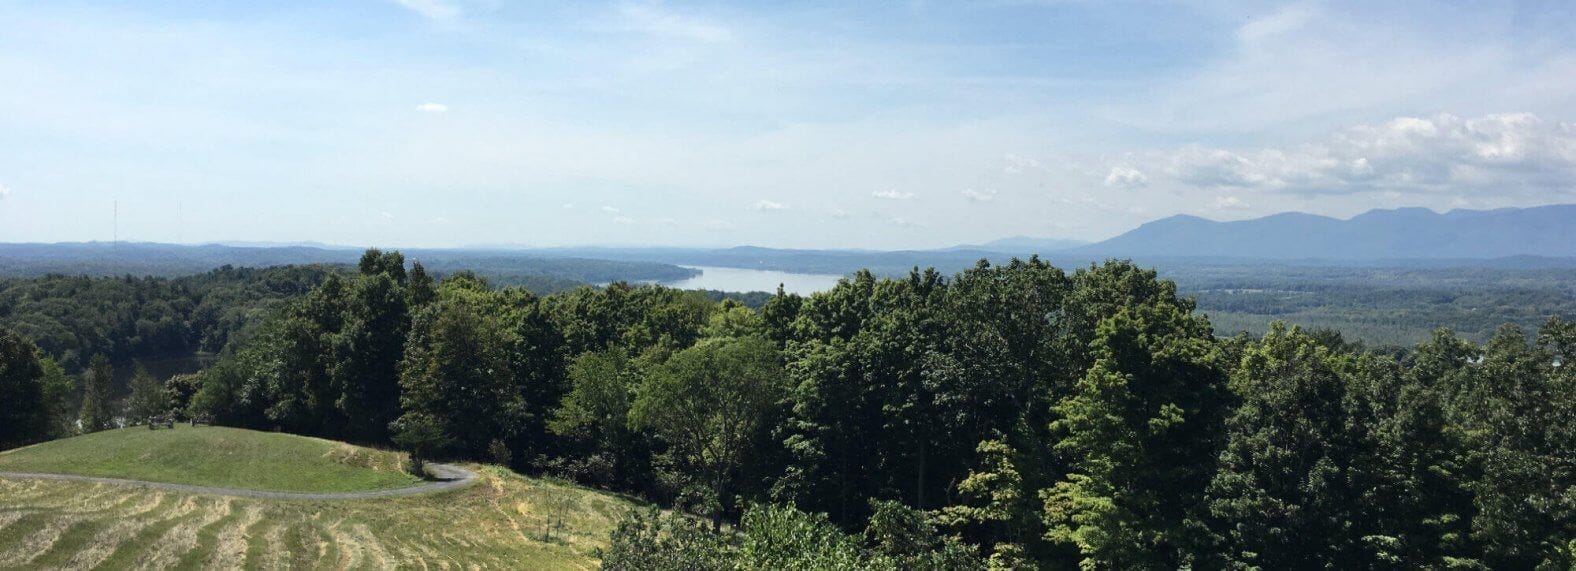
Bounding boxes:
[1,0,1574,249]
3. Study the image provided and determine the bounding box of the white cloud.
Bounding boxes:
[1003,154,1042,175]
[612,215,634,224]
[960,188,997,202]
[748,199,786,211]
[872,189,916,200]
[380,211,395,220]
[615,3,733,43]
[1163,113,1576,196]
[392,0,460,20]
[602,205,621,213]
[1212,195,1250,210]
[415,102,449,113]
[830,208,850,219]
[0,183,10,199]
[1103,166,1148,188]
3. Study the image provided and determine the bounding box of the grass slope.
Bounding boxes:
[0,425,419,493]
[0,467,634,569]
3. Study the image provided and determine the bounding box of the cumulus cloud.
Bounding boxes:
[602,205,621,213]
[1103,166,1148,188]
[960,188,997,202]
[872,189,915,200]
[0,183,11,199]
[748,199,786,211]
[380,211,395,221]
[393,0,460,19]
[1164,113,1576,196]
[415,102,449,113]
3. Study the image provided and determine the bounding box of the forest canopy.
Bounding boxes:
[1,250,1573,568]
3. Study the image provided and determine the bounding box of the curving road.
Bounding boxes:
[0,463,478,501]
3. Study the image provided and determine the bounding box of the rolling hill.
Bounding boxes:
[1075,204,1576,260]
[0,426,638,568]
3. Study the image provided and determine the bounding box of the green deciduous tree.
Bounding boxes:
[550,348,648,488]
[1207,324,1372,568]
[1044,302,1228,569]
[630,335,786,527]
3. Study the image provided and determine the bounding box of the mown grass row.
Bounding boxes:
[0,467,633,570]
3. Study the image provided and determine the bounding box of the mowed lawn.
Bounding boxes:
[0,425,419,493]
[0,466,635,569]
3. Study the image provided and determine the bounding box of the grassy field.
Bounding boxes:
[0,428,638,569]
[0,426,419,493]
[0,466,633,569]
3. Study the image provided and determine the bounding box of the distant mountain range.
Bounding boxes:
[3,205,1573,283]
[1073,204,1576,260]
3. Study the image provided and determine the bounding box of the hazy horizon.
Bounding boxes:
[2,1,1574,249]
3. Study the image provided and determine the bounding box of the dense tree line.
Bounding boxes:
[2,248,1572,567]
[0,265,337,372]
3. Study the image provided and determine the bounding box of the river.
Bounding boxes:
[662,266,844,295]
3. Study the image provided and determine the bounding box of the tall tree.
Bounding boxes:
[124,364,171,424]
[79,354,116,432]
[630,335,786,527]
[1044,302,1229,568]
[499,288,568,468]
[1207,324,1372,568]
[334,272,409,442]
[0,329,50,449]
[1456,324,1576,568]
[550,348,650,488]
[408,261,436,307]
[39,357,77,438]
[396,288,518,458]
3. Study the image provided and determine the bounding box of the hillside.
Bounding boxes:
[0,426,420,493]
[0,427,637,568]
[1076,204,1576,260]
[0,242,698,289]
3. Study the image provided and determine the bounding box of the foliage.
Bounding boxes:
[8,249,1574,568]
[601,503,985,570]
[78,354,116,432]
[123,364,171,424]
[0,328,50,449]
[630,335,786,524]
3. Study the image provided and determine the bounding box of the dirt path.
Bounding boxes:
[0,463,478,501]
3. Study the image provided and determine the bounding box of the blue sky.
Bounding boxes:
[1,0,1573,249]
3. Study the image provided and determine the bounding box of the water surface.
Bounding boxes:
[663,266,843,295]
